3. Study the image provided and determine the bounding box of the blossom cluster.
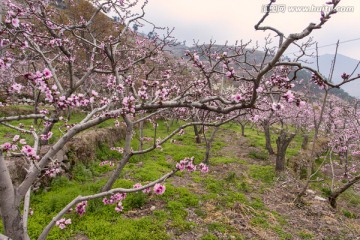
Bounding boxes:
[56,218,72,229]
[102,193,127,212]
[176,157,209,173]
[265,67,295,90]
[1,135,39,160]
[76,201,88,216]
[99,160,115,167]
[40,131,53,141]
[45,162,62,178]
[110,147,124,154]
[133,183,162,194]
[311,73,326,89]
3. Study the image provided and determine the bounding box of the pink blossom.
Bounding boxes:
[21,145,36,158]
[9,83,23,94]
[153,183,166,195]
[283,90,295,103]
[198,163,209,173]
[115,202,123,212]
[176,162,186,171]
[12,135,20,142]
[12,18,20,28]
[1,142,12,152]
[272,103,284,111]
[43,68,52,79]
[256,87,264,93]
[56,218,71,229]
[76,201,88,216]
[91,90,99,97]
[111,147,124,154]
[133,183,142,189]
[186,162,196,172]
[232,93,242,102]
[102,197,109,205]
[40,132,53,141]
[142,187,151,194]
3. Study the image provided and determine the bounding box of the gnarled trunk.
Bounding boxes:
[275,130,295,172]
[0,151,29,240]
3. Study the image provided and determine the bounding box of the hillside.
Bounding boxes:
[1,120,359,239]
[165,43,357,101]
[305,54,360,98]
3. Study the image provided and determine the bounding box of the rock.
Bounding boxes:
[150,206,156,211]
[306,189,316,195]
[65,126,125,164]
[40,145,70,171]
[314,196,327,201]
[6,156,29,186]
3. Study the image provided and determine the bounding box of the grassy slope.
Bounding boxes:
[0,113,359,239]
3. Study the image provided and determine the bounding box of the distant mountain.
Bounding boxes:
[165,44,358,100]
[305,54,360,98]
[165,43,270,63]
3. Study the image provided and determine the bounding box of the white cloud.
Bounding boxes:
[141,0,360,59]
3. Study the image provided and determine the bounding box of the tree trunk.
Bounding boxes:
[191,117,201,144]
[301,134,309,150]
[203,126,219,164]
[344,150,349,178]
[275,130,295,172]
[240,123,245,137]
[101,121,133,191]
[328,174,360,208]
[139,121,144,151]
[263,121,274,155]
[0,151,29,240]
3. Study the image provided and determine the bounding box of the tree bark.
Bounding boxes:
[301,134,309,150]
[139,120,144,151]
[0,151,29,240]
[203,126,219,164]
[263,120,275,155]
[328,174,360,208]
[193,124,201,143]
[275,130,295,172]
[240,122,246,137]
[101,120,133,191]
[191,116,201,144]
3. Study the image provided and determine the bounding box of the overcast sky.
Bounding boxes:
[138,0,360,60]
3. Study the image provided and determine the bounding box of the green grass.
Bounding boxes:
[249,165,275,185]
[1,115,358,239]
